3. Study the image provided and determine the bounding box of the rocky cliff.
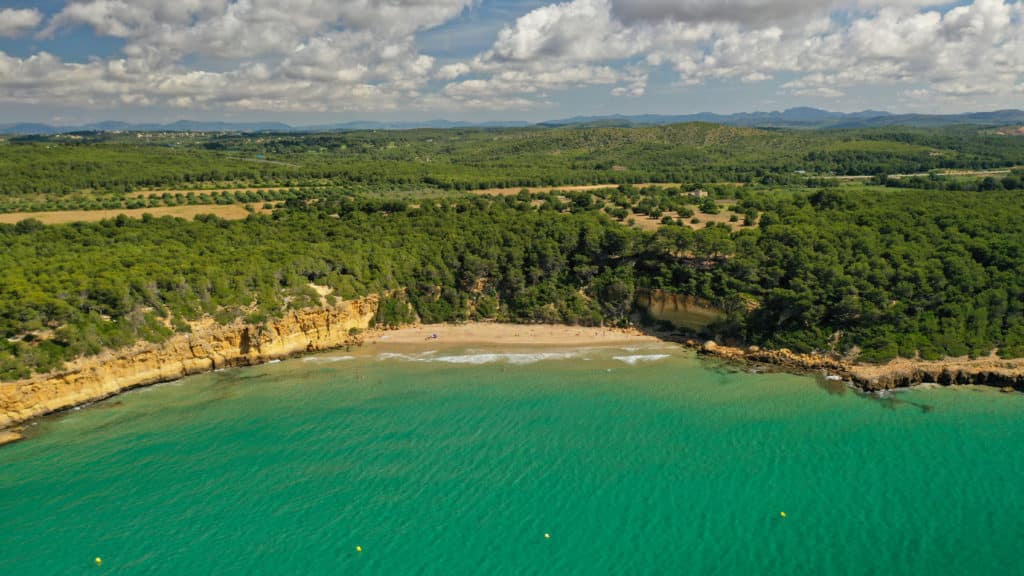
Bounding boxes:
[0,296,380,430]
[635,289,724,331]
[696,340,1024,392]
[848,357,1024,391]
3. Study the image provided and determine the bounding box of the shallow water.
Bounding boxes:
[2,344,1023,575]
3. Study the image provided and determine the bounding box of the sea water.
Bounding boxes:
[1,344,1023,575]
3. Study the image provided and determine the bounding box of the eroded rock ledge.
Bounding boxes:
[0,296,380,430]
[695,340,1024,392]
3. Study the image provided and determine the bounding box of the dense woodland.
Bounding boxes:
[1,124,1023,378]
[3,124,1024,200]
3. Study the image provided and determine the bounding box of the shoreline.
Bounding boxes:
[0,321,659,442]
[4,318,1024,444]
[362,323,660,348]
[692,340,1024,394]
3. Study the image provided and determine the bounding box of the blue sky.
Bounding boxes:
[0,0,1020,125]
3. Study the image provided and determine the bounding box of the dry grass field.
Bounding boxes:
[0,204,270,225]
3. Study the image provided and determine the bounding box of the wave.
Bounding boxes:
[378,350,585,365]
[377,351,438,362]
[302,355,355,363]
[612,354,671,365]
[435,352,584,365]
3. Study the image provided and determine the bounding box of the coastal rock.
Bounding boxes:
[635,290,724,331]
[0,296,380,430]
[698,340,850,376]
[848,363,1024,392]
[0,429,22,446]
[693,338,1024,392]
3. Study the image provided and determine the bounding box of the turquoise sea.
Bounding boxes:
[2,342,1023,575]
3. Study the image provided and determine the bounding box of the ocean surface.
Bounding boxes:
[2,343,1023,575]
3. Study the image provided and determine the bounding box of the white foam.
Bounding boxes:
[378,350,584,365]
[436,352,584,365]
[612,354,671,365]
[302,355,355,363]
[377,351,437,362]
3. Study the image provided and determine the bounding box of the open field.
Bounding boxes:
[629,208,751,232]
[0,204,268,225]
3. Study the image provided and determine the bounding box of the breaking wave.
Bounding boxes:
[302,355,356,363]
[378,351,585,365]
[612,354,671,365]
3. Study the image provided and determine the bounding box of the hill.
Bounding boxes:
[3,109,1024,135]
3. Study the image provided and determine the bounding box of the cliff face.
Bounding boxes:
[848,358,1024,391]
[635,289,724,331]
[697,340,1024,392]
[0,296,379,429]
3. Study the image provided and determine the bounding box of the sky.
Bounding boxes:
[0,0,1021,125]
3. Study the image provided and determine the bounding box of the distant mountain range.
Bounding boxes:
[2,108,1023,135]
[539,108,1024,129]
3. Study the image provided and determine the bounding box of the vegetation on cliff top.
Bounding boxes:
[1,124,1023,379]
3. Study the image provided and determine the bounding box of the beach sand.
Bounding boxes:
[363,323,660,348]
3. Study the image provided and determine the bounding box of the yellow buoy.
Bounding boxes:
[780,512,787,518]
[356,546,363,553]
[544,533,550,539]
[95,557,102,566]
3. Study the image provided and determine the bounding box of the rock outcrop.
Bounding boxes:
[697,341,850,376]
[0,430,22,446]
[848,359,1024,392]
[636,289,724,331]
[0,296,380,429]
[695,340,1024,392]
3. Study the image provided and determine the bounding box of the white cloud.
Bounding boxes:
[611,0,957,25]
[437,0,651,107]
[9,0,479,112]
[486,0,643,62]
[611,0,836,26]
[45,1,476,54]
[437,62,471,80]
[1,0,1022,114]
[0,8,43,37]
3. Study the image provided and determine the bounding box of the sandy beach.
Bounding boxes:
[363,323,661,348]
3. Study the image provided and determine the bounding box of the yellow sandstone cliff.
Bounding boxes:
[635,289,724,331]
[0,296,380,430]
